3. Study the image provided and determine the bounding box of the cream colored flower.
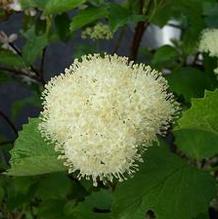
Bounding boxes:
[39,53,179,186]
[0,31,17,53]
[81,23,113,40]
[8,0,22,11]
[199,29,218,57]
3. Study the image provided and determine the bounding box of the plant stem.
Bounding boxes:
[9,42,22,56]
[0,109,18,137]
[40,47,46,84]
[129,21,149,61]
[129,0,151,61]
[0,66,40,82]
[9,42,40,77]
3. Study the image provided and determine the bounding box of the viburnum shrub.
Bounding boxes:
[0,0,218,219]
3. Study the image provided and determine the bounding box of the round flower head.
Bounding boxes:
[39,53,179,186]
[199,29,218,57]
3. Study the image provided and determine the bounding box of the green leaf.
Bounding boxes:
[167,67,215,102]
[4,176,38,210]
[45,0,86,14]
[20,0,48,9]
[152,45,178,68]
[38,199,72,219]
[81,189,112,210]
[70,7,108,32]
[0,50,26,68]
[35,172,72,200]
[72,190,112,219]
[112,143,215,219]
[108,4,144,32]
[174,90,218,159]
[54,13,71,41]
[7,118,66,176]
[22,28,48,65]
[203,2,218,28]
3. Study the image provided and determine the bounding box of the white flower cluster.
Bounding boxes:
[0,0,22,11]
[39,53,179,186]
[81,23,113,40]
[8,0,22,11]
[199,29,218,79]
[199,29,218,57]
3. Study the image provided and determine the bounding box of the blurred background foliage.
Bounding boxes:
[0,0,218,218]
